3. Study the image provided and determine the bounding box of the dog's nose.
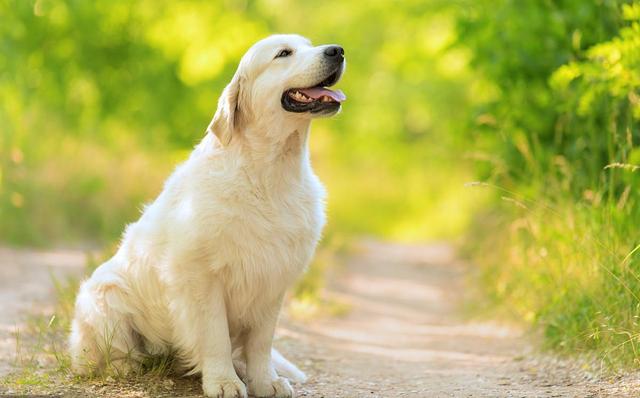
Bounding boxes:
[324,45,344,61]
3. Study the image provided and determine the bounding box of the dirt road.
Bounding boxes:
[1,241,638,397]
[0,247,88,376]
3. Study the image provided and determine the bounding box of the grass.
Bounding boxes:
[0,137,185,246]
[455,0,640,371]
[464,179,640,369]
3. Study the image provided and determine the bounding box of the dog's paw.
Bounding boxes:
[248,376,293,398]
[203,377,248,398]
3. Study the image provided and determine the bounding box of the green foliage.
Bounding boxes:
[0,0,479,245]
[459,0,640,366]
[459,0,629,186]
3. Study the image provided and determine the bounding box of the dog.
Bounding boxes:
[68,34,346,398]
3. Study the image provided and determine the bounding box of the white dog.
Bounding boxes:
[68,34,346,398]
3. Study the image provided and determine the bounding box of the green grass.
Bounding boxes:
[456,0,640,369]
[465,180,640,368]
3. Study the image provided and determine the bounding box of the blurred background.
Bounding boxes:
[1,0,640,367]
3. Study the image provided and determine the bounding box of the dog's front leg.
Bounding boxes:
[201,279,247,398]
[245,295,293,398]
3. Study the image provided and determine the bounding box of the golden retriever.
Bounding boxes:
[68,34,346,398]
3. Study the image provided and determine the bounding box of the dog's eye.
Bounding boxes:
[275,49,293,59]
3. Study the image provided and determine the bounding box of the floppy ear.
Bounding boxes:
[208,72,244,146]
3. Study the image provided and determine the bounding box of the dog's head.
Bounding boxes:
[209,34,346,146]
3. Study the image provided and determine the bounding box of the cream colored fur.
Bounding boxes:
[68,34,344,398]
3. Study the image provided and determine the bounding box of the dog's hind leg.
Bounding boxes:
[232,347,307,384]
[271,348,307,383]
[69,269,141,376]
[69,316,101,375]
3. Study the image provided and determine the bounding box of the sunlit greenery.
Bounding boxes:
[2,0,640,368]
[0,0,480,245]
[459,0,640,367]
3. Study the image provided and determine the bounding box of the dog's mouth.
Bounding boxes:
[281,67,346,114]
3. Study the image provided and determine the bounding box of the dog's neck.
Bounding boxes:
[203,118,314,188]
[244,119,311,184]
[241,118,310,160]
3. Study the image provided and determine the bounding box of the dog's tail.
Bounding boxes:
[271,348,307,383]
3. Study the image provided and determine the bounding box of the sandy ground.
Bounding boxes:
[1,241,639,397]
[0,246,89,376]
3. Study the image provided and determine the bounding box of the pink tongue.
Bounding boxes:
[298,87,346,102]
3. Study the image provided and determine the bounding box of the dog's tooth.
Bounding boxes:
[291,90,313,103]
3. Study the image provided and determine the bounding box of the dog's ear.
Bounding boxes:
[208,72,245,146]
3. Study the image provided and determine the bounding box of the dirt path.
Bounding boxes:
[277,241,640,397]
[1,241,639,397]
[0,246,89,376]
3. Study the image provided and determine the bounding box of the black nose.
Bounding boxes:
[324,45,344,61]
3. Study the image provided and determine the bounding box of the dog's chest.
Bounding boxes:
[227,176,324,271]
[217,175,325,325]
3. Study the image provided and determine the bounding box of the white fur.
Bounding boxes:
[69,34,344,398]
